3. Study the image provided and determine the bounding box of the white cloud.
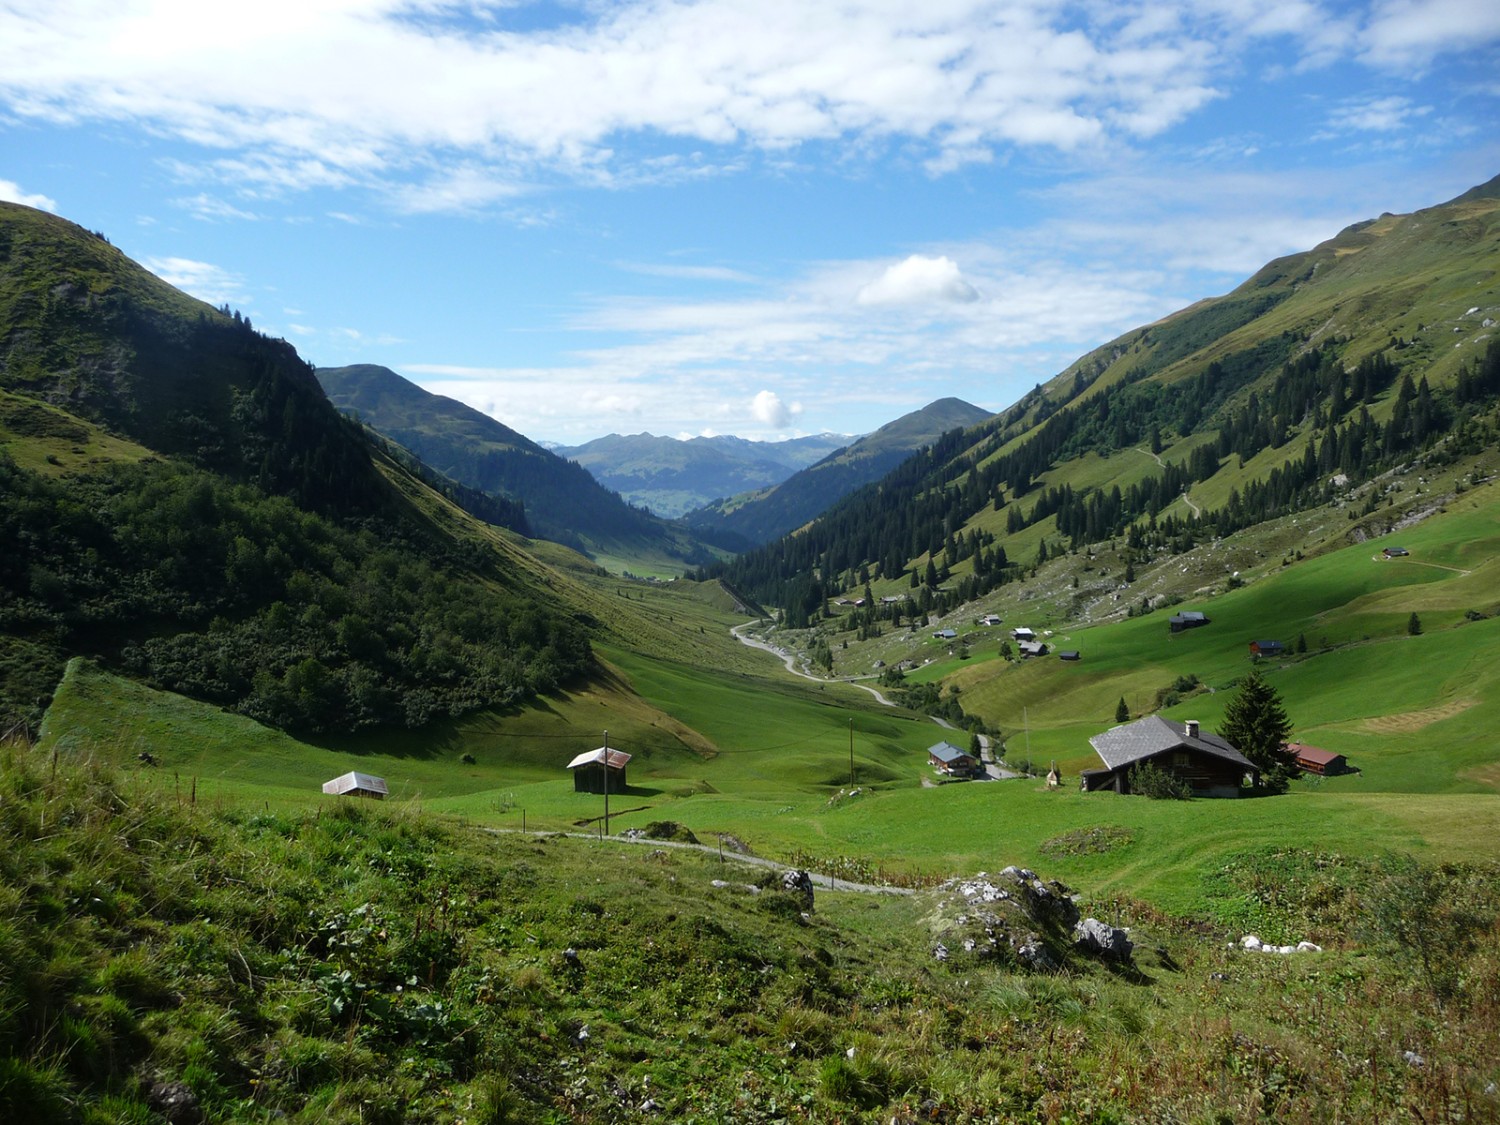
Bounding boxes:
[1358,0,1500,70]
[173,192,260,221]
[10,0,1476,211]
[1319,95,1431,136]
[0,177,57,211]
[857,255,980,306]
[751,390,799,426]
[142,255,248,308]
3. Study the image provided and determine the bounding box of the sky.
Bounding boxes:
[2,1,1499,445]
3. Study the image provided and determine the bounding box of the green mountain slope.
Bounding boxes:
[685,397,993,546]
[0,205,596,734]
[316,364,717,570]
[554,430,851,517]
[714,176,1500,623]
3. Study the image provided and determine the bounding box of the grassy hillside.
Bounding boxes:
[4,736,1497,1122]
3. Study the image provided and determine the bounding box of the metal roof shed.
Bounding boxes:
[322,771,388,799]
[567,746,632,794]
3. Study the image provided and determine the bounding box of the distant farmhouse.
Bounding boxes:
[1011,627,1036,642]
[1285,742,1349,775]
[1249,639,1284,658]
[567,746,632,794]
[1083,716,1257,798]
[933,628,957,640]
[322,771,388,800]
[1168,611,1209,633]
[1382,546,1410,557]
[1058,650,1081,661]
[981,614,1003,626]
[928,740,980,777]
[1018,639,1047,658]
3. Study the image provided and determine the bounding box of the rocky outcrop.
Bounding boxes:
[924,867,1123,972]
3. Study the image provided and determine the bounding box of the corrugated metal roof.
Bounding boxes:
[927,741,971,763]
[322,770,388,795]
[567,747,632,770]
[1088,716,1254,772]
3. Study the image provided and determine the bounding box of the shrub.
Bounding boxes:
[1127,760,1192,800]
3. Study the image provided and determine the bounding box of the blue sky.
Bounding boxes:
[3,1,1498,444]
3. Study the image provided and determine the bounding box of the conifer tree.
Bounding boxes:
[1218,671,1292,787]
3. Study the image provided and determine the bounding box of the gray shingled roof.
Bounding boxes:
[1088,716,1255,772]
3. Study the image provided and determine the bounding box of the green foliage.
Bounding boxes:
[1127,760,1192,800]
[1363,855,1500,1006]
[1217,671,1292,780]
[0,451,592,733]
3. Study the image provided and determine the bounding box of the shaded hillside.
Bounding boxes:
[708,177,1500,619]
[555,430,850,517]
[0,204,594,733]
[316,364,715,567]
[684,397,992,546]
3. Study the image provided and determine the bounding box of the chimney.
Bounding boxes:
[1185,720,1199,739]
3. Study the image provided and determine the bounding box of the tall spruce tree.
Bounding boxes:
[1218,671,1292,788]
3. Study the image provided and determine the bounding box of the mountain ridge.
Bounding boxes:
[683,396,993,547]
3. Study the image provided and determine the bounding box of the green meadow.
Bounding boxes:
[33,471,1500,921]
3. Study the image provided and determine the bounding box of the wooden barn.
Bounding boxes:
[567,746,632,794]
[1285,742,1348,775]
[321,771,388,800]
[1082,716,1256,798]
[1168,611,1209,633]
[928,740,980,776]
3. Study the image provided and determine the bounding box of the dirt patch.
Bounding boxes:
[1361,698,1477,734]
[1461,762,1500,791]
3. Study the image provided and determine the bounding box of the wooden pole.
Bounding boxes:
[602,729,610,838]
[848,718,855,787]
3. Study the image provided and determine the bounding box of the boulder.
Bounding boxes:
[781,869,815,911]
[1073,917,1133,962]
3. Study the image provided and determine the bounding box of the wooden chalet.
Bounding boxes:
[567,746,632,794]
[1285,742,1348,775]
[1169,611,1209,633]
[1057,650,1081,661]
[322,771,388,800]
[1249,639,1284,658]
[1082,716,1256,798]
[928,740,980,776]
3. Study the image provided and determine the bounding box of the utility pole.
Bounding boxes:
[848,718,855,787]
[602,729,610,838]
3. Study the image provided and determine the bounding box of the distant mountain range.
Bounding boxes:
[315,364,715,567]
[683,397,994,547]
[553,431,851,518]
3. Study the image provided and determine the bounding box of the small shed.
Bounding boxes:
[1058,650,1081,661]
[1249,639,1284,658]
[567,746,632,794]
[1169,611,1209,633]
[932,628,957,640]
[1286,742,1348,775]
[928,740,979,776]
[1382,546,1409,557]
[322,771,388,800]
[981,614,1003,626]
[1011,627,1037,642]
[1018,640,1047,657]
